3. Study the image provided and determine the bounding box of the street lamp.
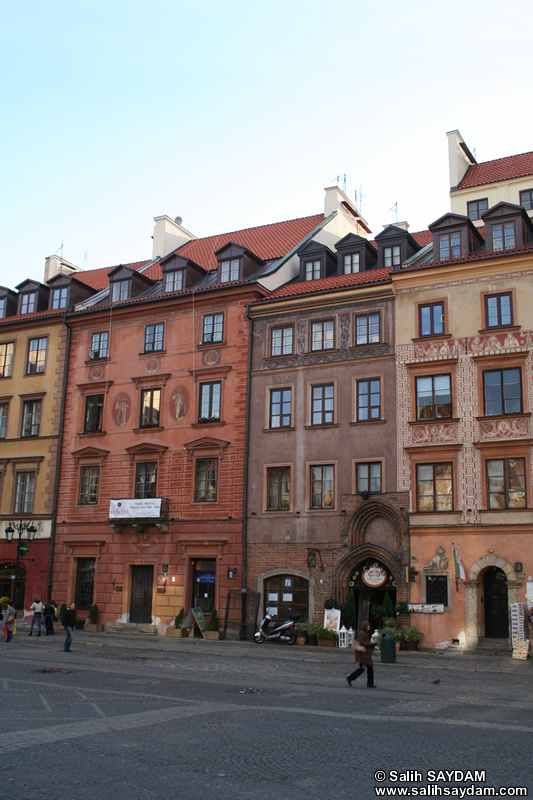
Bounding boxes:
[5,520,37,608]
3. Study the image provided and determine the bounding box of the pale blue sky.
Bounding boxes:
[1,0,532,287]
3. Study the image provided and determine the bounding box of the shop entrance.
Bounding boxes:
[0,563,26,609]
[192,559,216,614]
[130,566,153,623]
[484,566,509,638]
[348,558,396,632]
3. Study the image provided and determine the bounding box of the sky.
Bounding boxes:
[1,0,532,288]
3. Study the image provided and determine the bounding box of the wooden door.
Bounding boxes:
[130,566,153,623]
[484,567,509,638]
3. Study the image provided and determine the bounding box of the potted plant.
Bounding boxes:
[295,621,308,645]
[302,620,320,646]
[167,608,185,637]
[84,604,105,632]
[316,626,338,647]
[378,617,403,650]
[204,608,220,640]
[402,625,423,650]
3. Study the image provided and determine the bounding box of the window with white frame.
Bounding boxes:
[27,338,47,374]
[164,270,184,292]
[144,323,164,353]
[311,320,334,351]
[78,466,99,505]
[202,314,224,344]
[15,472,35,513]
[21,400,41,437]
[0,342,14,378]
[51,287,68,309]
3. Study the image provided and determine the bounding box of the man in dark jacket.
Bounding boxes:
[346,621,377,688]
[62,602,76,652]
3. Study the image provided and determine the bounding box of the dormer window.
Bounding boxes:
[51,287,68,309]
[20,292,37,315]
[164,270,183,292]
[112,280,130,302]
[383,247,401,268]
[492,222,515,251]
[305,260,321,280]
[439,233,461,260]
[343,253,360,274]
[220,259,240,283]
[0,299,5,319]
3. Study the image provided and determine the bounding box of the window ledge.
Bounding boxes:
[133,426,165,433]
[198,340,226,348]
[409,418,459,425]
[349,342,386,350]
[84,357,110,365]
[262,426,295,433]
[264,353,295,362]
[304,423,340,430]
[412,334,452,342]
[191,420,226,428]
[79,430,107,437]
[309,347,340,355]
[475,412,531,422]
[350,419,386,426]
[478,325,521,334]
[140,349,166,357]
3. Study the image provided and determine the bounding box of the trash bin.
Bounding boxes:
[380,631,396,663]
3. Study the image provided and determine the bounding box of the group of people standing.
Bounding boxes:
[2,598,76,651]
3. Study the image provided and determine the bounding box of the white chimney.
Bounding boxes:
[152,215,196,259]
[44,255,81,283]
[447,129,476,191]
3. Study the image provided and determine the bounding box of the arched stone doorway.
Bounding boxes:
[464,554,519,649]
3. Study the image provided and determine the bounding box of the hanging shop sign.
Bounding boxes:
[109,498,162,519]
[362,563,388,588]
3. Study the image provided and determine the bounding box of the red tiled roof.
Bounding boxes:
[458,151,533,190]
[266,267,392,300]
[411,230,433,248]
[174,214,325,271]
[72,261,151,291]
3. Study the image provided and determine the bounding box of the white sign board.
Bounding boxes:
[109,498,162,519]
[408,603,444,614]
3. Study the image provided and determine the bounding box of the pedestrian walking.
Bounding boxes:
[43,601,55,635]
[29,598,43,636]
[62,602,76,652]
[346,620,377,688]
[2,600,16,642]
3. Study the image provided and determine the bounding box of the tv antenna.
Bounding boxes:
[389,202,399,223]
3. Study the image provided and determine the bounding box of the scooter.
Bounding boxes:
[253,609,299,644]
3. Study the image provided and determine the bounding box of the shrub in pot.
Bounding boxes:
[316,626,338,647]
[402,625,423,650]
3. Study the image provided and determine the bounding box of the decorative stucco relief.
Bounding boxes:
[411,423,458,445]
[478,417,530,439]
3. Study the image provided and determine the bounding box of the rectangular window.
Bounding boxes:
[0,299,5,319]
[199,381,221,420]
[20,292,37,315]
[220,259,240,282]
[165,270,183,292]
[135,462,157,499]
[111,280,129,302]
[356,378,381,421]
[0,403,7,438]
[416,375,451,420]
[305,260,321,280]
[144,323,164,353]
[0,342,14,377]
[267,466,290,510]
[269,388,292,429]
[492,222,515,251]
[194,458,218,502]
[483,368,522,416]
[310,464,334,509]
[202,314,224,344]
[344,253,360,274]
[140,388,161,427]
[384,246,401,268]
[27,338,47,374]
[311,383,334,425]
[439,232,461,260]
[485,293,513,328]
[51,287,68,309]
[425,575,449,606]
[84,395,104,433]
[311,320,334,351]
[487,458,526,509]
[356,314,380,345]
[271,326,293,356]
[416,463,453,512]
[75,557,95,609]
[15,472,35,513]
[78,466,99,505]
[519,190,533,211]
[356,462,382,493]
[419,302,445,337]
[467,199,488,220]
[21,400,41,437]
[89,331,109,360]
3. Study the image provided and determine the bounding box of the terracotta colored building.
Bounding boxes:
[50,190,366,633]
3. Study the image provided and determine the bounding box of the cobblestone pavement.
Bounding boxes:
[1,629,531,800]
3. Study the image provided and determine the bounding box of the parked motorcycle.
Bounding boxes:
[253,609,299,644]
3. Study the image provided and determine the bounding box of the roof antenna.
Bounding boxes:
[343,173,347,195]
[54,240,64,258]
[389,202,398,223]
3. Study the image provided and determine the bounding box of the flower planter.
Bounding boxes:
[296,636,307,646]
[317,639,336,647]
[203,630,220,640]
[84,623,104,633]
[308,634,318,646]
[405,642,419,651]
[166,628,182,637]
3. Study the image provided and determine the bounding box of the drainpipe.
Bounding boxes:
[46,314,71,602]
[240,309,253,639]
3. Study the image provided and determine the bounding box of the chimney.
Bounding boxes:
[382,221,409,231]
[323,186,371,237]
[152,215,196,259]
[44,255,81,283]
[447,129,476,191]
